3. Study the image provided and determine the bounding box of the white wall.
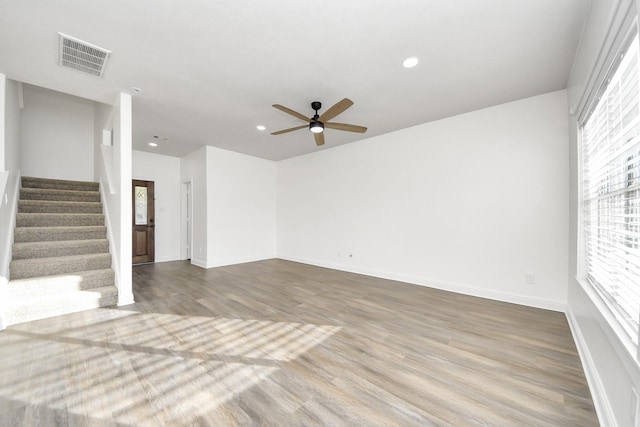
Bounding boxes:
[20,84,94,181]
[180,145,277,268]
[278,90,569,311]
[206,146,276,267]
[133,150,182,263]
[1,79,20,173]
[4,81,20,174]
[0,76,21,285]
[181,147,207,267]
[566,0,640,425]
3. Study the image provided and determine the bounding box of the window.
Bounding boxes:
[581,31,640,345]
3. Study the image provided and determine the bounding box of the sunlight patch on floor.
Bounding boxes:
[0,309,341,425]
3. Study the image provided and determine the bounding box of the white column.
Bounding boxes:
[115,92,133,305]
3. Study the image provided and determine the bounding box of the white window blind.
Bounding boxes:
[582,32,640,343]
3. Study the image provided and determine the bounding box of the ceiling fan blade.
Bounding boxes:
[325,122,367,133]
[272,104,311,122]
[319,98,353,122]
[314,132,325,146]
[271,125,308,135]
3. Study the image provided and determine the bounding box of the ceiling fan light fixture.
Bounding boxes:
[309,121,324,133]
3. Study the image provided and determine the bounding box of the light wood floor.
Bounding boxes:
[0,259,598,426]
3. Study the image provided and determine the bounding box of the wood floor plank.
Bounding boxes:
[0,259,598,426]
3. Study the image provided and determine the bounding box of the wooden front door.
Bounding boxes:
[132,180,155,264]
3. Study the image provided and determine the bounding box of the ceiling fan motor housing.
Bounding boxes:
[309,101,324,132]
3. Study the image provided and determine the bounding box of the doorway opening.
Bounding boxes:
[132,179,155,264]
[181,180,193,261]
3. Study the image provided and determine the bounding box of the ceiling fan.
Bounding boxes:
[271,98,367,146]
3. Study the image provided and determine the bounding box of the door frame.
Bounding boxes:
[132,179,155,264]
[181,179,193,261]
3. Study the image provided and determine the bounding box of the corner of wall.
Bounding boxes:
[190,258,207,269]
[95,93,133,306]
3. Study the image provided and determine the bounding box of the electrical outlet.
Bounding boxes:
[525,273,536,285]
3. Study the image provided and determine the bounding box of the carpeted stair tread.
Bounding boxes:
[18,200,103,214]
[7,269,115,297]
[21,176,99,192]
[3,176,117,327]
[10,253,112,280]
[16,212,105,227]
[12,239,109,260]
[2,285,118,326]
[14,225,107,242]
[20,187,100,202]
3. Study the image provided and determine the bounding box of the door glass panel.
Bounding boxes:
[135,186,147,225]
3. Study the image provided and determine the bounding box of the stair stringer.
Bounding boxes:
[99,177,134,306]
[0,171,20,331]
[0,171,20,285]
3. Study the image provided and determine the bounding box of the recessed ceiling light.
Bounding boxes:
[148,142,158,147]
[402,57,419,68]
[256,125,266,131]
[131,87,143,94]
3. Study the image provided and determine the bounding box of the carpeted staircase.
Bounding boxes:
[3,176,118,325]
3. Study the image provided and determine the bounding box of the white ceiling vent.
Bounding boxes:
[58,33,111,78]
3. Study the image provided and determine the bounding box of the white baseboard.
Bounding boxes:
[206,254,276,269]
[117,292,135,307]
[154,255,183,263]
[190,255,277,269]
[278,254,566,312]
[566,306,614,427]
[191,258,207,268]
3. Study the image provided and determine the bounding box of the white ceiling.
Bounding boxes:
[0,0,590,160]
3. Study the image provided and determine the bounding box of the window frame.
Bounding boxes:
[577,15,640,362]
